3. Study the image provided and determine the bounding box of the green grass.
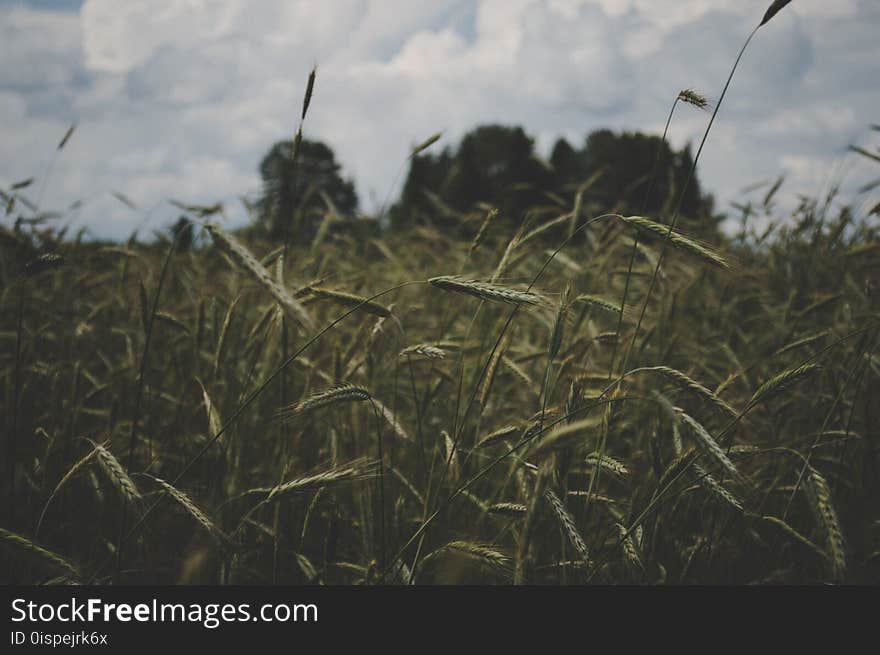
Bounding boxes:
[1,0,878,585]
[1,190,877,584]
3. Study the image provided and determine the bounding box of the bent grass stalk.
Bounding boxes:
[620,1,793,381]
[86,280,424,582]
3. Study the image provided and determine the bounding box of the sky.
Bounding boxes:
[1,0,878,240]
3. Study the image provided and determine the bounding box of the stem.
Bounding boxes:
[594,97,682,531]
[6,281,26,530]
[114,230,179,582]
[87,280,422,583]
[620,25,761,377]
[608,97,681,383]
[371,401,387,581]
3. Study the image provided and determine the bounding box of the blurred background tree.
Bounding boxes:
[390,125,553,230]
[257,138,358,241]
[573,129,709,220]
[256,126,718,243]
[169,215,194,251]
[390,124,718,239]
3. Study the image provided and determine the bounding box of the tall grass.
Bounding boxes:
[1,0,878,584]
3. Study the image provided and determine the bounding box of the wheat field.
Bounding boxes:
[1,0,878,585]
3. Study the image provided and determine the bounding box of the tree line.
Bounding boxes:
[246,124,719,243]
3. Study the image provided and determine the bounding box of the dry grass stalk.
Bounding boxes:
[676,410,747,487]
[400,344,446,359]
[147,475,227,543]
[276,384,370,421]
[205,222,314,330]
[213,294,240,374]
[566,491,616,505]
[410,132,443,158]
[549,284,572,360]
[0,528,79,579]
[476,424,520,448]
[502,356,534,387]
[760,515,829,562]
[94,443,141,504]
[530,417,601,459]
[58,123,76,150]
[479,333,510,406]
[387,465,424,505]
[576,294,624,316]
[803,465,846,582]
[35,446,99,536]
[442,430,460,484]
[24,253,65,276]
[301,66,316,120]
[435,540,511,573]
[197,379,223,438]
[544,489,590,566]
[645,366,738,417]
[491,231,521,282]
[369,398,412,442]
[584,451,629,479]
[256,459,379,501]
[519,212,574,246]
[774,331,829,356]
[616,522,644,570]
[259,245,285,267]
[760,0,792,27]
[619,215,729,268]
[749,363,821,408]
[429,276,544,306]
[304,286,391,317]
[470,207,498,255]
[488,502,528,517]
[595,331,618,344]
[693,463,744,512]
[563,380,584,435]
[677,89,709,110]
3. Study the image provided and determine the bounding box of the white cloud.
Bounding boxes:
[0,0,877,240]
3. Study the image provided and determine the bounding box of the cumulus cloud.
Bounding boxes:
[0,0,877,239]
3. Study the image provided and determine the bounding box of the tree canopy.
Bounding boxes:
[390,125,554,230]
[257,138,358,240]
[255,126,718,242]
[390,124,717,237]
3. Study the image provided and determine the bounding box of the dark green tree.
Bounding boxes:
[390,148,455,229]
[445,125,553,215]
[574,129,712,222]
[258,139,358,240]
[549,137,582,188]
[391,124,554,230]
[169,216,194,251]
